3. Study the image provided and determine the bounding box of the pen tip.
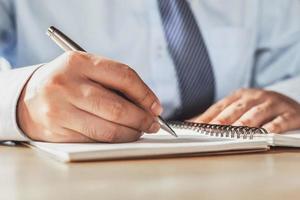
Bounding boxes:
[157,116,178,137]
[171,129,178,137]
[165,123,178,137]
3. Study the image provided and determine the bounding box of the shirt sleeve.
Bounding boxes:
[0,0,15,61]
[0,65,41,141]
[253,0,300,102]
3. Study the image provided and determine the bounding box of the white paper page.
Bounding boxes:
[280,130,300,138]
[269,130,300,147]
[28,128,268,162]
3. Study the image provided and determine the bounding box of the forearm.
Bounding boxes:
[0,65,41,141]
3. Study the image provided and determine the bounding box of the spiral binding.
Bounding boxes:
[169,121,268,139]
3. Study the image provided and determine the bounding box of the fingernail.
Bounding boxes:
[148,122,161,133]
[151,101,163,116]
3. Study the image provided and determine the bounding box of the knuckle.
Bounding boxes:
[239,118,252,126]
[267,90,279,98]
[64,51,80,64]
[233,102,247,112]
[90,98,103,113]
[137,89,152,105]
[102,126,119,143]
[214,103,226,111]
[120,65,137,85]
[92,57,105,67]
[278,114,288,122]
[110,101,125,121]
[264,100,274,107]
[81,86,103,112]
[252,106,263,114]
[63,51,87,70]
[82,124,99,140]
[252,105,267,115]
[270,122,282,133]
[46,74,66,89]
[254,90,267,99]
[235,102,245,108]
[64,51,81,60]
[82,85,98,99]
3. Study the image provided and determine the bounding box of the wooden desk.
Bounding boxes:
[1,144,300,200]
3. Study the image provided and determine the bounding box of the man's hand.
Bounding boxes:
[17,51,162,143]
[191,88,300,133]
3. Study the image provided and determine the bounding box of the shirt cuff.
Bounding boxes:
[0,65,42,141]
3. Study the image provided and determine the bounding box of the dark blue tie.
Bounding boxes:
[158,0,215,120]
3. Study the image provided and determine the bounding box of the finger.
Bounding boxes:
[233,101,279,127]
[37,121,95,143]
[83,55,162,115]
[61,105,144,143]
[263,112,300,133]
[69,81,160,133]
[210,99,260,125]
[43,128,96,143]
[192,93,240,123]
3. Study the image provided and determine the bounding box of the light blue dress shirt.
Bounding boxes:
[1,0,300,119]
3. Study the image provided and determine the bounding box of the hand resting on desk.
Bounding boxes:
[17,51,162,143]
[191,88,300,133]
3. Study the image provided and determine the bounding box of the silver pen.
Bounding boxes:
[46,26,177,137]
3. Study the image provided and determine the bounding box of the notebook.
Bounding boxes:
[26,121,300,162]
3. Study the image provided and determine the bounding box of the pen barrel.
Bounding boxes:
[47,26,85,52]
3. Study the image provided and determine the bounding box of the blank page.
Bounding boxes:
[28,128,268,162]
[269,130,300,147]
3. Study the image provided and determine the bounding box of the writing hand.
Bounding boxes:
[17,52,162,142]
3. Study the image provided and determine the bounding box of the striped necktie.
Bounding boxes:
[158,0,215,120]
